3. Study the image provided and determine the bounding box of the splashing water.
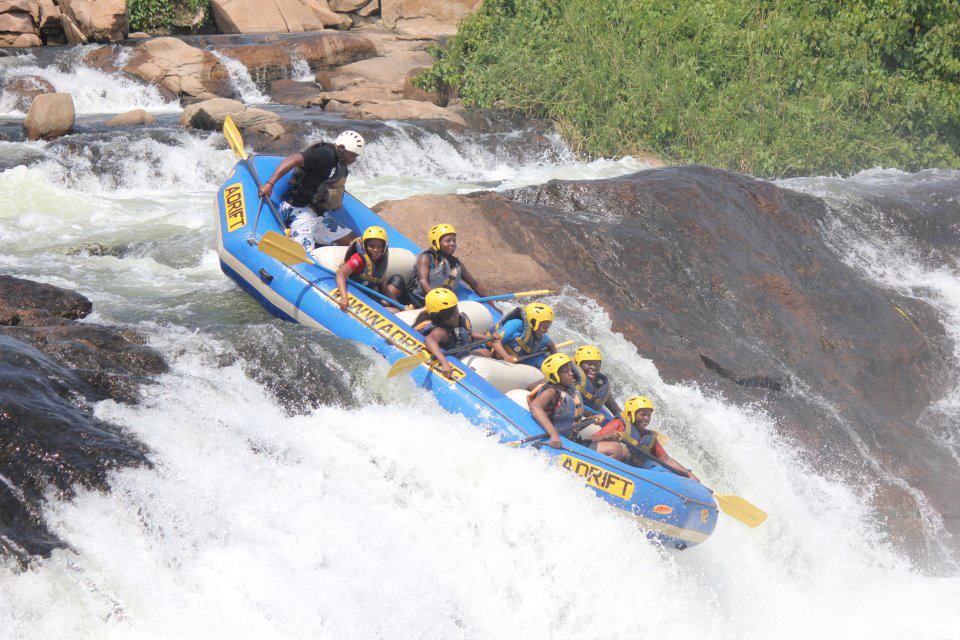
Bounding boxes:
[0,47,178,116]
[210,52,269,104]
[0,109,959,637]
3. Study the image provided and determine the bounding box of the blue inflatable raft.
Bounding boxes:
[216,156,719,549]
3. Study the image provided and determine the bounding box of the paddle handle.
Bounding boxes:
[473,289,553,303]
[241,156,286,231]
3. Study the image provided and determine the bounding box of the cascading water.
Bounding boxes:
[1,63,960,638]
[0,47,178,116]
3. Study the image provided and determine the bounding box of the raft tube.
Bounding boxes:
[216,156,719,549]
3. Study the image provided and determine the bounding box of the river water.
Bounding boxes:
[1,47,959,639]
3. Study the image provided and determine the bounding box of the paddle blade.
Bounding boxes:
[258,230,310,266]
[515,289,553,298]
[223,115,248,160]
[715,494,767,528]
[387,351,431,378]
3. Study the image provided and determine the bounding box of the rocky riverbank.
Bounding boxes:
[0,275,166,561]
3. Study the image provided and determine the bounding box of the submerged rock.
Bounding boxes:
[0,276,166,561]
[377,166,957,561]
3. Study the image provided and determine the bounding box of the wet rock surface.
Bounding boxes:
[378,165,958,562]
[0,276,166,561]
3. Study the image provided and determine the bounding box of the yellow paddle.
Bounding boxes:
[387,334,575,379]
[620,431,767,527]
[223,115,287,233]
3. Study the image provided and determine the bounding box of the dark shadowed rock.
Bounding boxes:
[0,276,166,561]
[267,79,324,106]
[377,166,957,563]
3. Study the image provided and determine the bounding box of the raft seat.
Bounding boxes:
[506,388,531,409]
[461,356,544,393]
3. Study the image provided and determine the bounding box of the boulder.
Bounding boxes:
[127,30,150,38]
[2,75,55,112]
[380,0,481,35]
[328,0,365,10]
[58,0,127,44]
[210,0,347,33]
[0,10,35,33]
[203,32,376,85]
[23,92,75,141]
[331,49,433,92]
[36,0,61,32]
[357,0,379,17]
[320,84,397,106]
[302,0,351,28]
[267,79,324,106]
[106,108,157,126]
[0,32,41,46]
[122,37,231,98]
[329,97,466,125]
[0,0,33,12]
[180,97,285,139]
[0,275,92,321]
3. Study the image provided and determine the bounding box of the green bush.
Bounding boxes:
[418,0,960,177]
[128,0,210,33]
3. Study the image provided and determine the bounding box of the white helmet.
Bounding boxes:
[335,130,364,156]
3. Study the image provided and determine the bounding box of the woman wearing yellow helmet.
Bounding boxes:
[573,345,623,419]
[617,396,699,481]
[335,226,404,312]
[528,353,614,454]
[413,288,491,378]
[407,223,493,308]
[490,302,557,368]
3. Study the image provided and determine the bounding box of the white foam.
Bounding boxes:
[0,47,179,117]
[210,51,269,105]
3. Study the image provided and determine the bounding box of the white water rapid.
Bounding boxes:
[1,117,959,638]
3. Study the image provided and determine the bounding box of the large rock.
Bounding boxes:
[23,92,74,141]
[328,97,466,126]
[328,49,433,93]
[58,0,127,44]
[106,108,157,126]
[122,37,231,98]
[0,276,166,559]
[200,31,377,85]
[379,166,958,563]
[210,0,348,33]
[380,0,481,35]
[0,32,41,46]
[267,79,324,106]
[0,10,35,33]
[1,75,54,112]
[179,97,285,139]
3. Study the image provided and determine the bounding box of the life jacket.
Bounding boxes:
[574,365,611,411]
[528,382,583,437]
[623,417,659,457]
[408,249,462,305]
[286,142,349,212]
[343,238,388,286]
[492,306,547,359]
[415,313,473,351]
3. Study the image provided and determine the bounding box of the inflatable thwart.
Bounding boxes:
[216,156,720,549]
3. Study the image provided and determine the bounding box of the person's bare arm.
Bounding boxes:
[604,395,622,417]
[491,338,517,363]
[424,329,453,377]
[335,261,355,312]
[659,451,699,482]
[529,388,562,448]
[258,152,304,197]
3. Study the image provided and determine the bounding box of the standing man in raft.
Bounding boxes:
[257,131,365,250]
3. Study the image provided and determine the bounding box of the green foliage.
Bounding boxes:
[418,0,960,176]
[128,0,210,33]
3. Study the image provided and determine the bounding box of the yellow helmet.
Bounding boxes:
[574,345,602,366]
[428,223,456,251]
[541,352,573,384]
[362,226,388,245]
[425,287,458,315]
[525,302,554,331]
[623,396,655,422]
